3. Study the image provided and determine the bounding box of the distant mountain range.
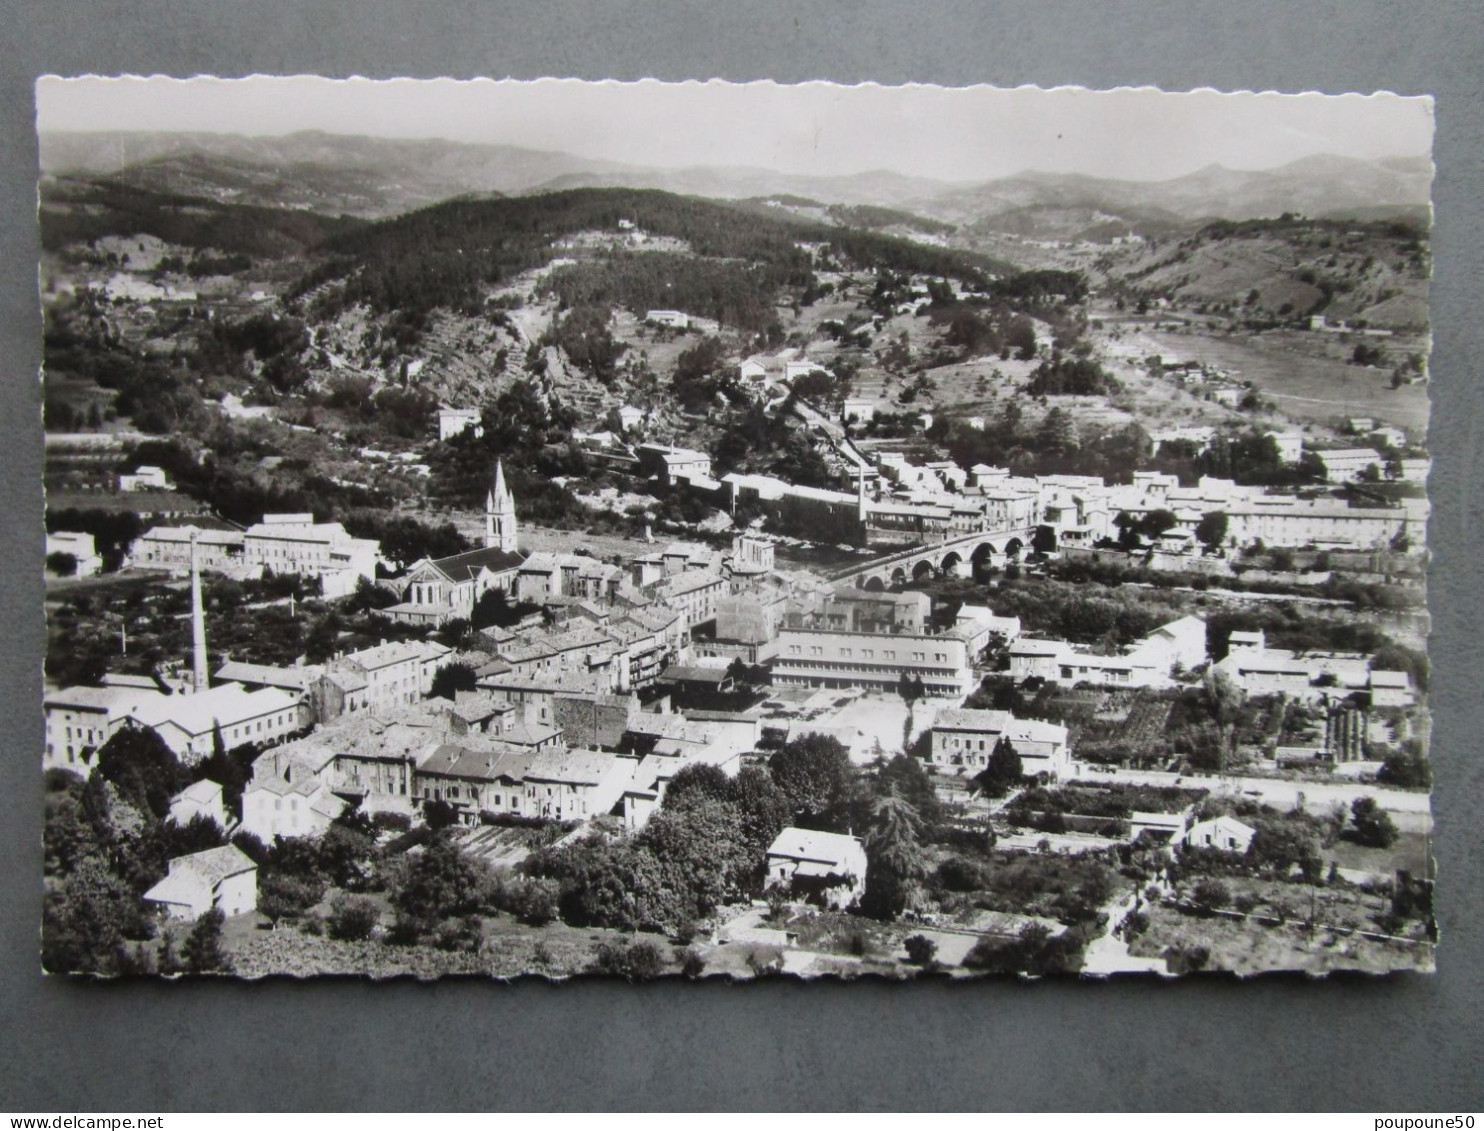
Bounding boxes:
[39,129,1433,231]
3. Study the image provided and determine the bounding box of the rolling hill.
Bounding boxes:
[1098,214,1430,329]
[41,129,1433,235]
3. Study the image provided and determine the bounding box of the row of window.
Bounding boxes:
[785,644,951,663]
[222,711,299,744]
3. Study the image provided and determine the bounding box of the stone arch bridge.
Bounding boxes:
[827,526,1039,590]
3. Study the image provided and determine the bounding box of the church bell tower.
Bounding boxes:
[485,459,518,552]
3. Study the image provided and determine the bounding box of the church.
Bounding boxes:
[384,461,528,626]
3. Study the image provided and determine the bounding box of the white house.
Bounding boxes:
[168,779,228,829]
[143,844,258,920]
[46,531,104,577]
[438,407,483,442]
[1183,816,1256,855]
[119,465,172,492]
[44,684,168,774]
[1369,670,1415,708]
[765,827,869,910]
[240,738,345,841]
[241,514,381,594]
[1315,448,1385,484]
[930,708,1070,780]
[1008,616,1206,690]
[637,443,712,485]
[519,747,634,822]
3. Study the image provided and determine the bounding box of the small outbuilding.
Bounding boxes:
[167,779,228,829]
[1183,816,1257,855]
[143,844,258,921]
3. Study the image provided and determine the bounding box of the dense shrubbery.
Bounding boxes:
[963,921,1086,975]
[531,760,795,932]
[1025,353,1118,397]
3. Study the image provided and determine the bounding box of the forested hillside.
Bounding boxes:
[40,177,365,259]
[293,188,1012,331]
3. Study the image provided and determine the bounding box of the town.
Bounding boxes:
[38,132,1435,980]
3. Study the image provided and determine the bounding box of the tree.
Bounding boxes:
[1195,510,1229,552]
[422,798,461,831]
[874,753,942,825]
[181,906,232,974]
[590,938,665,981]
[1377,748,1432,790]
[1189,669,1244,772]
[1190,877,1231,915]
[257,871,325,926]
[964,920,1083,976]
[728,764,793,860]
[46,551,78,576]
[896,670,920,705]
[1247,823,1323,881]
[391,834,494,935]
[663,762,732,807]
[42,854,153,974]
[471,587,537,630]
[861,790,927,920]
[973,737,1023,798]
[768,734,855,824]
[429,661,478,701]
[904,933,938,966]
[95,726,188,821]
[639,794,756,915]
[1348,797,1399,848]
[1138,509,1177,540]
[325,893,381,941]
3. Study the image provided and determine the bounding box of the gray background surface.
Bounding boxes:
[1,0,1481,1112]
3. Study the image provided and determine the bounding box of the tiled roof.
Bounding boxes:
[522,747,618,786]
[172,844,256,886]
[131,683,301,738]
[767,827,864,868]
[427,546,526,583]
[934,707,1013,732]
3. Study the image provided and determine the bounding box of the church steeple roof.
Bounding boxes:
[491,459,512,505]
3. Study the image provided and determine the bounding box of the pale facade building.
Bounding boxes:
[930,708,1071,779]
[143,845,257,920]
[44,684,168,774]
[1184,816,1256,854]
[765,828,868,909]
[45,531,103,577]
[438,407,483,441]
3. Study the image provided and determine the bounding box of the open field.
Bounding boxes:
[1322,828,1434,879]
[1131,326,1430,431]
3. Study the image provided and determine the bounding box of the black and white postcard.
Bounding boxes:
[36,77,1435,978]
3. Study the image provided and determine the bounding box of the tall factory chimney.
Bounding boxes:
[190,530,209,694]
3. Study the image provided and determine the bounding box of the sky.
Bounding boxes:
[35,76,1434,184]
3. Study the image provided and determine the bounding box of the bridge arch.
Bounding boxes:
[890,566,908,586]
[1004,536,1024,560]
[861,574,886,592]
[911,559,934,582]
[941,550,963,573]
